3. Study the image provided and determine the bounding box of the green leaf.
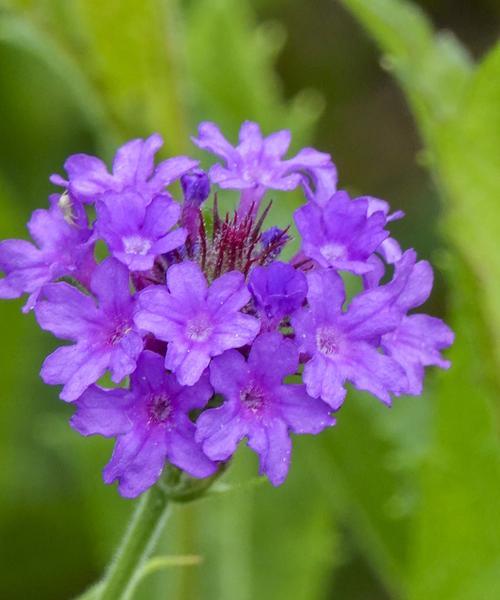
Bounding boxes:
[184,0,323,144]
[314,394,430,597]
[437,44,500,367]
[0,9,118,152]
[339,0,473,138]
[408,256,500,600]
[339,1,500,598]
[0,174,27,493]
[67,0,190,152]
[1,0,190,153]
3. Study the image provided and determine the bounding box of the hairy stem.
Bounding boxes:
[97,485,171,600]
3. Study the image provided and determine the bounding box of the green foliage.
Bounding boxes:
[437,45,500,367]
[409,255,500,600]
[0,0,189,154]
[184,0,322,144]
[340,0,500,598]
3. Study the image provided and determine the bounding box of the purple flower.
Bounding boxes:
[51,134,197,205]
[35,258,143,401]
[381,257,454,394]
[291,254,424,409]
[135,262,260,386]
[96,191,186,271]
[71,351,216,498]
[192,121,331,215]
[0,194,94,312]
[195,333,334,486]
[294,191,389,275]
[260,226,289,249]
[249,262,307,330]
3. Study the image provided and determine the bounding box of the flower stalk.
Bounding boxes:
[97,484,171,600]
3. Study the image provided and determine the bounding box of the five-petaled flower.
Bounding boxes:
[196,333,334,485]
[193,121,332,216]
[35,258,143,401]
[72,351,216,498]
[135,262,260,386]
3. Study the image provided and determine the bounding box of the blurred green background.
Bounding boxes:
[0,1,499,598]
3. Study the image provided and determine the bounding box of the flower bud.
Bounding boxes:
[181,169,210,207]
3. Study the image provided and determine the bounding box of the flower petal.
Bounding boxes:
[277,384,335,434]
[192,122,238,163]
[41,344,110,402]
[35,282,99,340]
[303,354,346,409]
[165,430,216,478]
[248,333,299,383]
[90,257,133,315]
[150,156,199,190]
[175,347,211,386]
[210,313,260,354]
[71,386,132,436]
[207,270,249,315]
[104,426,167,498]
[166,262,207,307]
[249,419,291,486]
[112,134,163,186]
[196,402,246,461]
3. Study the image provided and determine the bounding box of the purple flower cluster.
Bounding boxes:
[0,123,453,497]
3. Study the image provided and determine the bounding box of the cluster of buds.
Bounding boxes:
[0,122,453,497]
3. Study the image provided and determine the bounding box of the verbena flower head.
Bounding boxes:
[0,123,454,497]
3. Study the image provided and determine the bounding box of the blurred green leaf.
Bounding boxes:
[0,7,117,152]
[338,0,473,136]
[408,256,500,600]
[315,398,422,597]
[184,0,323,144]
[339,0,500,598]
[0,174,26,493]
[67,0,190,152]
[1,0,189,153]
[437,44,500,366]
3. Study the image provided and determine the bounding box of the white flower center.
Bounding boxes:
[316,326,340,357]
[320,242,346,263]
[186,315,213,342]
[123,235,152,256]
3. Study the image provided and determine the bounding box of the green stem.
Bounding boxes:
[97,485,171,600]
